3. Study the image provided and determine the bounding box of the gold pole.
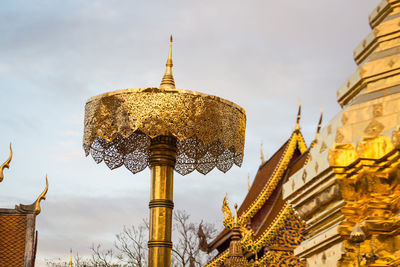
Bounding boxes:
[148,136,177,267]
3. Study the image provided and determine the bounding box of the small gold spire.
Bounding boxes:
[34,175,48,215]
[69,249,73,267]
[248,174,251,192]
[160,35,176,90]
[0,143,12,183]
[295,100,301,131]
[350,223,366,243]
[260,141,265,164]
[311,108,323,148]
[234,203,238,226]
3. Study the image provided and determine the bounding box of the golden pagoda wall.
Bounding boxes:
[283,1,400,266]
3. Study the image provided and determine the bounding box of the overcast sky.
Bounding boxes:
[0,0,379,265]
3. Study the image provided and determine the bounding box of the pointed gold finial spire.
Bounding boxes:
[248,174,251,192]
[311,108,323,148]
[350,223,366,243]
[69,249,73,267]
[234,203,238,226]
[0,143,12,182]
[34,175,48,215]
[260,141,265,164]
[160,35,176,90]
[295,100,301,131]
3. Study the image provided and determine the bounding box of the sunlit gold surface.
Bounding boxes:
[83,87,246,176]
[83,39,246,267]
[148,136,175,267]
[34,176,48,215]
[69,249,72,267]
[0,144,12,182]
[160,36,175,90]
[283,1,400,266]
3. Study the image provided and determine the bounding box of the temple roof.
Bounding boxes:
[209,128,308,253]
[238,140,289,217]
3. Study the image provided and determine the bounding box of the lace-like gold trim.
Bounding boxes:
[83,88,246,175]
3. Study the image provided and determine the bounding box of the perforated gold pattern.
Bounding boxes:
[83,88,246,175]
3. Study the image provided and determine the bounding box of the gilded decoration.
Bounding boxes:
[83,88,246,176]
[0,144,12,183]
[335,129,344,143]
[329,129,400,266]
[209,203,306,267]
[237,131,307,226]
[83,38,247,267]
[320,141,327,153]
[363,119,384,137]
[372,103,383,117]
[34,176,49,215]
[209,109,309,267]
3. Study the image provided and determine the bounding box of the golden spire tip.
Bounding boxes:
[234,203,238,225]
[260,141,265,164]
[311,108,323,148]
[160,36,176,90]
[295,101,302,131]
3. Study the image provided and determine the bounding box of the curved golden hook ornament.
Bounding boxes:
[0,143,13,182]
[34,175,48,215]
[295,100,302,131]
[222,193,234,229]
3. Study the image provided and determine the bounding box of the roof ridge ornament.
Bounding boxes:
[248,174,251,192]
[160,35,176,90]
[15,175,48,215]
[0,143,12,182]
[311,108,323,148]
[295,100,301,131]
[260,141,265,165]
[34,175,48,215]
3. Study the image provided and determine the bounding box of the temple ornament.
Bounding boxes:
[0,144,12,182]
[83,37,246,267]
[34,176,49,215]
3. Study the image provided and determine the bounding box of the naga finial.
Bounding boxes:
[311,108,323,148]
[0,143,12,182]
[295,100,302,131]
[222,194,234,229]
[34,175,48,215]
[260,141,265,165]
[160,35,176,90]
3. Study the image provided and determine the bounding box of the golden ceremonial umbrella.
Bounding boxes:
[83,36,246,267]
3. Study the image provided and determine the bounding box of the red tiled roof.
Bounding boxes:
[0,214,27,267]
